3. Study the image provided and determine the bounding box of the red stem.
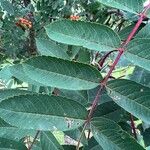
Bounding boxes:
[76,3,150,149]
[130,114,137,139]
[98,50,117,68]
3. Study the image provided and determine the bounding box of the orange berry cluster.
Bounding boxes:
[16,18,32,29]
[70,15,80,21]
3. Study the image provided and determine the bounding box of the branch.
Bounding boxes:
[76,3,150,149]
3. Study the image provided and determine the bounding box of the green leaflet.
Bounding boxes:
[0,94,87,131]
[45,19,120,52]
[93,101,124,122]
[0,118,36,141]
[0,89,33,102]
[91,117,144,150]
[130,66,150,88]
[97,0,145,15]
[0,137,27,149]
[40,131,64,150]
[0,0,14,15]
[17,56,102,90]
[60,89,88,105]
[125,24,150,71]
[107,79,150,124]
[126,39,150,72]
[36,38,70,59]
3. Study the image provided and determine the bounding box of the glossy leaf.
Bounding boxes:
[107,79,150,124]
[0,94,87,131]
[40,131,64,150]
[21,56,102,90]
[142,128,150,147]
[0,66,12,81]
[36,38,69,59]
[97,0,144,15]
[91,117,144,150]
[45,19,121,52]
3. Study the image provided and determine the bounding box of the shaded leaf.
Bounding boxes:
[0,137,27,149]
[36,38,69,59]
[0,118,36,141]
[88,86,113,104]
[107,79,150,124]
[93,101,124,122]
[84,137,103,150]
[119,24,142,40]
[0,66,12,81]
[134,24,150,39]
[40,131,64,150]
[60,89,88,105]
[91,117,144,150]
[62,145,82,150]
[142,128,150,147]
[130,66,150,88]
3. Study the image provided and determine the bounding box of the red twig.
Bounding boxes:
[130,114,137,139]
[98,50,117,68]
[76,3,150,150]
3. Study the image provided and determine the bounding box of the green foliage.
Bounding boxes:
[0,0,150,149]
[45,19,121,52]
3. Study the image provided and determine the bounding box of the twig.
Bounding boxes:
[76,3,150,149]
[98,50,117,69]
[130,114,137,139]
[28,130,40,150]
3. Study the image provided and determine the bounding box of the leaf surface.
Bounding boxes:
[97,0,144,15]
[40,131,64,150]
[0,94,87,131]
[0,137,27,149]
[21,56,102,90]
[107,79,150,123]
[126,39,150,71]
[36,38,69,59]
[91,117,145,150]
[45,20,120,52]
